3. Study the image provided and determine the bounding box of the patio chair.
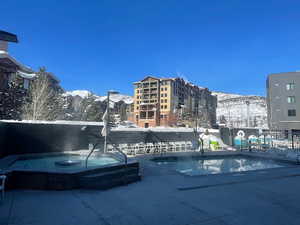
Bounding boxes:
[135,142,145,154]
[145,143,155,153]
[0,175,6,201]
[160,142,167,153]
[175,142,181,152]
[167,142,175,152]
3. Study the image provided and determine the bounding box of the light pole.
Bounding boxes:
[246,100,250,127]
[103,90,113,154]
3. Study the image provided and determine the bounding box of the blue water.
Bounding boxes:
[10,155,119,171]
[156,156,287,176]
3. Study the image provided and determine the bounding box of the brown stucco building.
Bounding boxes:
[131,76,217,128]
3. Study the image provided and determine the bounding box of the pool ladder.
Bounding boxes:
[85,139,127,168]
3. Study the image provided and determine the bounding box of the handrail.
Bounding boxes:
[107,137,127,164]
[85,138,102,168]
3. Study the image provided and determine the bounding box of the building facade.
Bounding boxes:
[132,76,217,128]
[0,30,36,90]
[267,72,300,131]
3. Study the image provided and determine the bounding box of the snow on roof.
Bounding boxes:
[17,70,36,79]
[0,120,104,126]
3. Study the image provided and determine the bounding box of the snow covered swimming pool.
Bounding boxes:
[10,154,119,172]
[154,155,290,176]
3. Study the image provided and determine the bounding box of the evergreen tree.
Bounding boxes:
[0,76,27,120]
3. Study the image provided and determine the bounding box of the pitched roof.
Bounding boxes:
[0,52,34,74]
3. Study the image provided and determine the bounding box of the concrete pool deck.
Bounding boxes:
[2,151,300,225]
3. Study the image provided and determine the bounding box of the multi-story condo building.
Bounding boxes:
[267,72,300,131]
[131,76,217,128]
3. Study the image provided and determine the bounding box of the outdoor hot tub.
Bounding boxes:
[2,152,140,190]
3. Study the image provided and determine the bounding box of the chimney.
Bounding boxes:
[0,30,18,53]
[0,41,8,53]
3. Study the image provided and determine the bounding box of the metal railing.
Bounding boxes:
[107,137,128,164]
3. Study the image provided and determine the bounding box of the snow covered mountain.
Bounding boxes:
[64,90,92,98]
[212,91,268,128]
[64,90,133,105]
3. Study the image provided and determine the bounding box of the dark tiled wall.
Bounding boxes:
[0,122,200,158]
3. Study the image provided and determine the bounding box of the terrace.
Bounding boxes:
[1,151,300,225]
[1,122,300,225]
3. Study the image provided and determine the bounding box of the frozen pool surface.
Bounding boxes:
[156,156,288,176]
[10,155,119,172]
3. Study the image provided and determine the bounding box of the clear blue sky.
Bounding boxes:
[1,0,300,96]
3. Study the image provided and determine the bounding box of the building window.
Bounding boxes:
[286,83,295,90]
[161,88,163,91]
[137,90,139,93]
[136,106,139,110]
[287,96,296,103]
[161,105,163,109]
[140,111,146,119]
[161,94,163,97]
[288,109,296,117]
[164,105,167,109]
[164,93,167,97]
[165,87,167,91]
[164,99,167,103]
[161,99,163,103]
[148,111,154,119]
[160,114,164,118]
